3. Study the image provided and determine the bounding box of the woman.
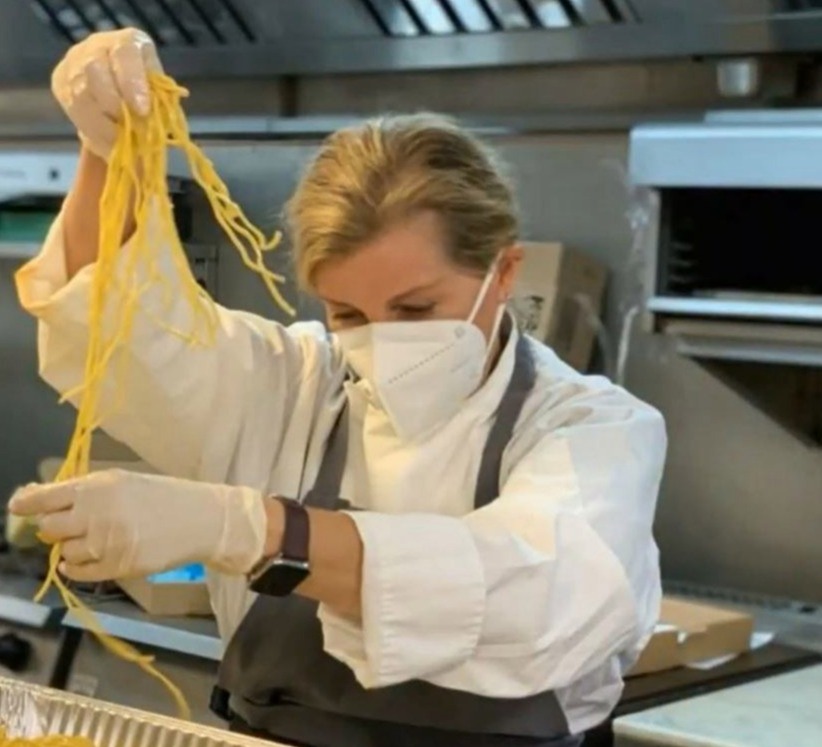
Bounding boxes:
[11,28,666,747]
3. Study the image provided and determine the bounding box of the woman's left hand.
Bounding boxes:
[9,469,267,582]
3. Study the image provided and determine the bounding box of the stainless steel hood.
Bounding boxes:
[4,1,822,84]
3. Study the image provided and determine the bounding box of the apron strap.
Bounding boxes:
[302,403,352,510]
[473,332,537,509]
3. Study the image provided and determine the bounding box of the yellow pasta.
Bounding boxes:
[0,729,95,747]
[31,72,294,718]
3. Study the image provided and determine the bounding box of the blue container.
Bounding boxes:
[148,563,206,584]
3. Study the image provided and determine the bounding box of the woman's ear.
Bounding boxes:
[496,244,524,302]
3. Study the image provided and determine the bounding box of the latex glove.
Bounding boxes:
[51,28,162,159]
[8,469,267,583]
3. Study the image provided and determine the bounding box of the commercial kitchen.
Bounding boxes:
[1,1,822,746]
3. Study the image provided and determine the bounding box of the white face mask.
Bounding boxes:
[336,264,506,441]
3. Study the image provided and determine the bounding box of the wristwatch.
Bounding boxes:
[247,497,311,596]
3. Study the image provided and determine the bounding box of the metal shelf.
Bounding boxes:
[63,599,222,661]
[0,574,65,629]
[649,296,822,325]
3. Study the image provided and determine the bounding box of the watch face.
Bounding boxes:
[250,557,310,597]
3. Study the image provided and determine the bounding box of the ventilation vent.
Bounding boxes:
[29,0,255,46]
[361,0,639,37]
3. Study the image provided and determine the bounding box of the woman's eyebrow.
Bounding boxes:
[388,279,444,304]
[321,279,444,308]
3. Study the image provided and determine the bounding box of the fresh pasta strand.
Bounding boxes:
[32,72,295,718]
[0,729,95,747]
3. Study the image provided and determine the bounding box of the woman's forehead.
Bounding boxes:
[313,212,465,305]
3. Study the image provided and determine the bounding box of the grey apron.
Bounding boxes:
[213,334,584,747]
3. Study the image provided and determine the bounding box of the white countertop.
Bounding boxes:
[614,663,822,747]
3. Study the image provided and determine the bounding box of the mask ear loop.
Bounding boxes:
[469,255,510,379]
[467,255,502,324]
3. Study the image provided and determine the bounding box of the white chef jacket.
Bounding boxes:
[16,212,666,735]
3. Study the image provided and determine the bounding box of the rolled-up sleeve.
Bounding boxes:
[323,513,486,686]
[319,389,665,697]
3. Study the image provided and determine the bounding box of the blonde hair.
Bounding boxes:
[286,113,519,290]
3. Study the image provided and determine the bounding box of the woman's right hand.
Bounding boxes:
[52,28,162,160]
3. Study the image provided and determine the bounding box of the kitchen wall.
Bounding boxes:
[2,56,821,605]
[0,260,74,497]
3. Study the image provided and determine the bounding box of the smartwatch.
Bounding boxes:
[247,497,311,596]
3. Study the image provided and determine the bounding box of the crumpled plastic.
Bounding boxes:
[0,686,46,739]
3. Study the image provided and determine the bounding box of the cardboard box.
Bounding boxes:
[665,597,754,664]
[117,576,213,618]
[628,597,755,677]
[511,242,608,371]
[628,623,681,677]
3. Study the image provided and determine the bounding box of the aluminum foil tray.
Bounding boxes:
[0,677,287,747]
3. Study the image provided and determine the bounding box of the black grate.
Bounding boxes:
[29,0,255,46]
[362,0,638,37]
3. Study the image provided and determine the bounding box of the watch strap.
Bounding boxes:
[278,496,310,562]
[247,496,310,584]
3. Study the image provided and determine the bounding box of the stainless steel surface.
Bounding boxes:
[143,17,822,77]
[0,149,189,203]
[0,151,78,202]
[0,243,40,260]
[659,319,822,366]
[0,575,64,629]
[0,111,709,140]
[648,297,822,324]
[672,335,822,367]
[63,600,222,661]
[0,676,281,746]
[658,319,822,344]
[630,116,822,188]
[705,108,822,124]
[7,0,822,83]
[716,57,761,97]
